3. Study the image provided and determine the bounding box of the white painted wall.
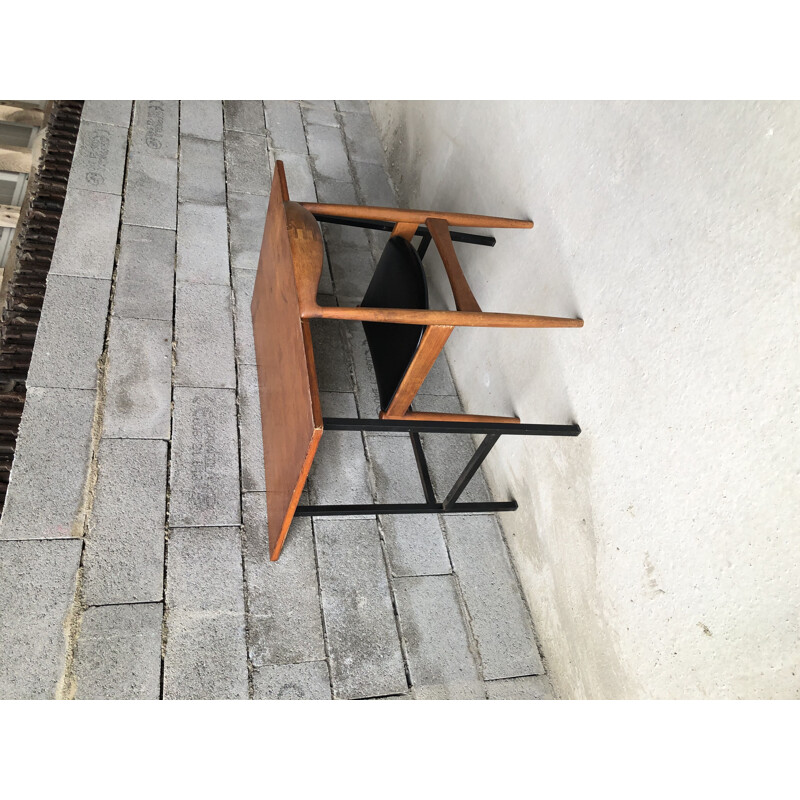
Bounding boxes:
[369,101,800,699]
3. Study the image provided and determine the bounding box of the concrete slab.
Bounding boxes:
[486,675,554,700]
[180,100,223,141]
[82,439,167,605]
[224,100,266,134]
[252,661,331,700]
[264,101,307,153]
[176,202,230,285]
[224,130,271,196]
[237,365,265,492]
[178,136,226,205]
[68,119,128,195]
[231,268,256,364]
[81,101,132,128]
[306,123,351,182]
[227,191,267,272]
[0,539,81,698]
[340,111,385,164]
[131,100,179,160]
[122,149,178,230]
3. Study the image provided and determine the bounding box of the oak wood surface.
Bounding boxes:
[384,325,453,417]
[301,202,533,229]
[251,167,322,561]
[426,217,481,312]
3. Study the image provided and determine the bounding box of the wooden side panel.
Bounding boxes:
[251,170,322,561]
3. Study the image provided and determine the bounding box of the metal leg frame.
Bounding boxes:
[295,417,580,518]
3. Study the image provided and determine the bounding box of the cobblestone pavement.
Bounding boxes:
[0,101,553,700]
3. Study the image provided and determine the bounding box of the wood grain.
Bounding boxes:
[251,167,323,561]
[426,217,481,312]
[301,202,533,229]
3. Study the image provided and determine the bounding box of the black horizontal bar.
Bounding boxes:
[323,417,581,437]
[312,213,496,247]
[295,501,518,517]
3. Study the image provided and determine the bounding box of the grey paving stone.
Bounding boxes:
[347,321,382,419]
[364,434,452,578]
[444,514,543,680]
[166,527,245,614]
[169,388,241,527]
[264,100,307,153]
[68,119,128,195]
[0,539,82,698]
[130,100,179,160]
[82,439,167,605]
[392,575,483,699]
[122,149,178,230]
[177,202,230,284]
[0,388,95,540]
[174,283,236,389]
[224,100,266,134]
[232,268,256,364]
[252,661,332,700]
[336,100,370,114]
[314,518,406,699]
[315,175,358,205]
[113,225,175,321]
[309,303,352,393]
[163,614,248,700]
[486,675,554,700]
[74,603,163,700]
[237,365,265,492]
[224,130,271,196]
[179,136,226,205]
[242,494,325,666]
[81,100,132,128]
[163,527,248,699]
[416,395,490,503]
[269,149,316,201]
[302,100,337,109]
[102,317,172,439]
[306,123,350,182]
[352,159,396,207]
[180,100,223,141]
[228,191,267,272]
[49,188,121,279]
[308,392,372,506]
[325,241,376,304]
[340,111,385,165]
[27,275,110,390]
[301,105,339,128]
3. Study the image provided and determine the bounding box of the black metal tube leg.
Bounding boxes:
[443,433,501,510]
[409,430,437,505]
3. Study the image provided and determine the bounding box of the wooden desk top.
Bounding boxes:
[251,165,323,561]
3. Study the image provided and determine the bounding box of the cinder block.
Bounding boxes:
[232,268,256,364]
[416,395,490,503]
[308,392,372,506]
[444,514,543,680]
[82,439,167,605]
[340,111,385,165]
[309,305,353,393]
[237,365,265,491]
[174,283,236,389]
[269,149,317,201]
[81,101,132,128]
[264,101,307,153]
[177,203,230,284]
[130,100,179,159]
[242,494,326,666]
[486,675,554,700]
[178,136,226,205]
[224,130,271,195]
[169,387,241,527]
[102,317,172,439]
[252,661,331,700]
[325,241,376,304]
[227,191,267,272]
[113,225,175,321]
[180,100,223,141]
[27,275,111,390]
[0,539,82,698]
[336,100,370,114]
[0,388,95,540]
[346,321,382,419]
[364,434,452,577]
[352,159,397,207]
[315,176,358,205]
[68,120,128,195]
[49,188,121,279]
[122,149,178,230]
[224,100,266,134]
[392,574,483,698]
[314,517,407,699]
[306,123,351,182]
[163,527,248,699]
[301,105,339,128]
[74,603,163,700]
